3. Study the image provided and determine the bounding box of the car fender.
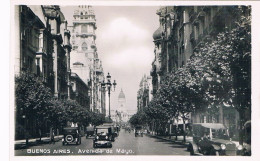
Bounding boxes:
[211,144,221,151]
[189,142,199,153]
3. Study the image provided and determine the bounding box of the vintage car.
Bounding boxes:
[135,125,143,137]
[187,123,238,156]
[237,120,251,156]
[93,126,113,148]
[102,123,117,140]
[62,127,81,145]
[85,126,95,138]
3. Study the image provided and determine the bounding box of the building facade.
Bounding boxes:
[42,5,71,99]
[70,72,89,108]
[111,89,130,123]
[15,5,73,139]
[69,5,105,113]
[137,75,152,112]
[150,6,250,136]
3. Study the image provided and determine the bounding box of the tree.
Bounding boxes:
[185,6,251,144]
[15,71,53,142]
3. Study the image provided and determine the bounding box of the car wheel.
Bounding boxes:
[109,144,112,148]
[190,147,195,155]
[93,144,96,148]
[187,144,190,151]
[210,148,216,155]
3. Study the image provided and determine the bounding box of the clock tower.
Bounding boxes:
[70,5,104,112]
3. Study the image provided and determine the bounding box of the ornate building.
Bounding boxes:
[111,89,129,123]
[70,72,89,108]
[150,6,250,136]
[137,75,152,112]
[15,5,72,138]
[69,5,105,113]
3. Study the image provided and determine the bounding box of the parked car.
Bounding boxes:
[135,125,143,137]
[85,126,95,138]
[237,120,251,156]
[93,126,113,148]
[187,123,238,156]
[62,127,81,145]
[102,123,116,140]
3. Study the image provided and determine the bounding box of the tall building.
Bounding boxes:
[42,5,71,99]
[150,6,250,136]
[15,5,71,138]
[69,5,105,113]
[137,75,152,111]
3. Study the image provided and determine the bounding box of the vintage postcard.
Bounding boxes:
[8,0,260,161]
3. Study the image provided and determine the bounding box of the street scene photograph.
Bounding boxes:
[13,4,251,156]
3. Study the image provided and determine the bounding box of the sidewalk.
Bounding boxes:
[146,133,193,146]
[15,135,63,150]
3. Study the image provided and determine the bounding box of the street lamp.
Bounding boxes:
[101,72,117,120]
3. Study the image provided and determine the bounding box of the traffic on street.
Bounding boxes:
[15,128,189,156]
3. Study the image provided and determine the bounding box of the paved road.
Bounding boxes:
[15,130,189,155]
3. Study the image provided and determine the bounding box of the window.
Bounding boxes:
[81,24,88,33]
[36,58,40,76]
[82,42,88,51]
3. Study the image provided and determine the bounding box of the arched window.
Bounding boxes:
[82,42,88,51]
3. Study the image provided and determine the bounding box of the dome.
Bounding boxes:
[153,25,163,40]
[118,89,125,99]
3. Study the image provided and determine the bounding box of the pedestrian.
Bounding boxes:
[50,128,55,144]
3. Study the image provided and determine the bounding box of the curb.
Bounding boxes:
[15,135,63,150]
[147,134,189,146]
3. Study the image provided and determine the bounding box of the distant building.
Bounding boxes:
[111,89,131,123]
[137,75,152,112]
[69,5,106,114]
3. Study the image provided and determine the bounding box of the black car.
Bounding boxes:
[135,125,143,137]
[93,126,113,148]
[237,120,251,156]
[85,126,95,138]
[102,123,117,140]
[62,127,81,145]
[187,123,238,156]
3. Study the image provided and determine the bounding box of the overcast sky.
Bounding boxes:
[61,6,159,114]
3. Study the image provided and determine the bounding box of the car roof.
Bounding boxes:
[102,123,114,126]
[63,127,79,130]
[96,126,111,129]
[192,123,227,130]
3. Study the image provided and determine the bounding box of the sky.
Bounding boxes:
[61,6,159,114]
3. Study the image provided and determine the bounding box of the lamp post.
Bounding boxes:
[101,72,117,120]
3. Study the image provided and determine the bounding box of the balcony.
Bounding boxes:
[72,19,96,24]
[95,68,103,74]
[76,32,96,38]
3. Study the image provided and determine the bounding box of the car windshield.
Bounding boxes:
[64,129,78,134]
[192,124,229,140]
[97,128,109,134]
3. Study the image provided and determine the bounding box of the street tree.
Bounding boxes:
[15,71,53,142]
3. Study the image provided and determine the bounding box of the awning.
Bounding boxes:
[192,123,227,130]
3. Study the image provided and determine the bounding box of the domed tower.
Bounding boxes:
[118,89,126,110]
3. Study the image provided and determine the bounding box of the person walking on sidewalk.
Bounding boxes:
[50,128,55,144]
